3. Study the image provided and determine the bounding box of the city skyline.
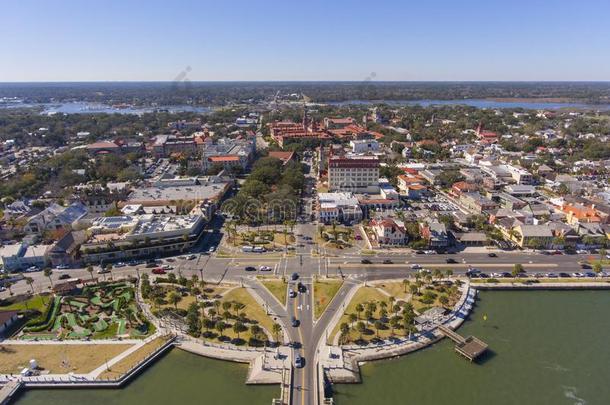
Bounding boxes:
[2,0,610,82]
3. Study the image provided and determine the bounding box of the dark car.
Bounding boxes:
[487,253,497,257]
[291,272,299,281]
[580,263,591,269]
[294,356,305,368]
[382,259,393,264]
[445,258,457,264]
[559,272,570,278]
[361,259,372,264]
[291,316,300,327]
[415,250,425,254]
[58,274,71,280]
[297,282,306,293]
[245,266,256,272]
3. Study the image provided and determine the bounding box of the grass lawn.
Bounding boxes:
[92,323,119,339]
[0,294,51,313]
[328,286,387,344]
[0,344,133,374]
[97,337,169,380]
[313,279,343,319]
[376,281,411,300]
[259,278,287,306]
[220,288,275,336]
[161,293,197,311]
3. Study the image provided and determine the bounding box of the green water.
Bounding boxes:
[15,349,277,405]
[334,290,610,405]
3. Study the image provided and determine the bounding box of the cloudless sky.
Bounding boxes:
[1,0,610,81]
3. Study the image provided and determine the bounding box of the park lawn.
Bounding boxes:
[1,294,51,313]
[259,278,287,306]
[97,336,170,380]
[314,279,343,319]
[0,344,133,374]
[161,293,197,311]
[410,287,451,313]
[328,286,387,344]
[221,287,275,336]
[376,281,410,300]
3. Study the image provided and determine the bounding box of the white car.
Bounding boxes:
[490,272,503,278]
[410,264,422,270]
[576,250,590,255]
[424,250,437,255]
[55,264,69,270]
[186,254,197,260]
[259,265,272,272]
[25,266,40,273]
[571,272,585,278]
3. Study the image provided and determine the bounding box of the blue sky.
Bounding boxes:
[1,0,609,81]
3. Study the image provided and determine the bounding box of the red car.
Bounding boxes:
[152,268,166,275]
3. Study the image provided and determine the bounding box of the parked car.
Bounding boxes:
[97,268,110,274]
[571,272,585,278]
[114,262,126,268]
[58,274,71,280]
[186,254,197,260]
[152,268,166,275]
[55,264,70,270]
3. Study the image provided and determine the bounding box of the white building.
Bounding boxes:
[317,193,362,224]
[350,139,379,154]
[0,243,51,272]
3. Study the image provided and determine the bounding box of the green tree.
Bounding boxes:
[168,291,182,309]
[43,268,53,288]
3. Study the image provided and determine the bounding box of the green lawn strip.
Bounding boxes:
[313,279,343,319]
[117,319,127,335]
[94,318,109,332]
[258,277,287,306]
[0,294,50,312]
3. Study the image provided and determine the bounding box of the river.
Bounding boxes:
[334,290,610,405]
[14,350,277,405]
[328,99,610,110]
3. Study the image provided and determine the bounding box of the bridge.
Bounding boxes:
[437,325,488,362]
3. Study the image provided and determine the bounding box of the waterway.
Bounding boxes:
[329,99,610,110]
[14,349,276,405]
[334,290,610,405]
[0,101,212,115]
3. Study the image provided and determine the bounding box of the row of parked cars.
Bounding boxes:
[467,268,608,279]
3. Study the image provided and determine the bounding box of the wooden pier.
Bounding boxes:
[437,325,488,362]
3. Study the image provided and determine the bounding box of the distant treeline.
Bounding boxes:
[1,81,610,106]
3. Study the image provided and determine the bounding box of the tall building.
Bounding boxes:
[328,155,380,193]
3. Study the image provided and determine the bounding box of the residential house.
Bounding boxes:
[370,217,407,245]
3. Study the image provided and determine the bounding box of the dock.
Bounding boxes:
[437,325,488,361]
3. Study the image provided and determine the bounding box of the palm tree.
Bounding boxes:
[272,323,282,342]
[168,291,182,309]
[402,279,410,293]
[25,277,34,294]
[222,301,233,317]
[445,269,453,278]
[339,322,350,344]
[374,320,384,338]
[355,303,364,320]
[233,302,245,318]
[356,321,366,341]
[43,268,53,288]
[215,321,226,338]
[348,313,357,326]
[86,266,94,281]
[233,321,245,339]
